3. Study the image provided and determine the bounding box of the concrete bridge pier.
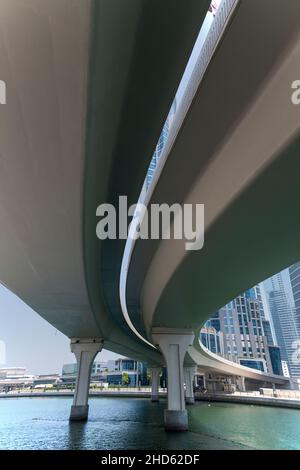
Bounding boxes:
[184,366,197,405]
[69,338,103,421]
[237,376,246,392]
[152,328,195,431]
[148,367,161,402]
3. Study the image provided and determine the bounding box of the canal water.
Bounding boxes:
[0,397,300,450]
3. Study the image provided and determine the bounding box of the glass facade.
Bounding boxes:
[62,363,77,376]
[239,359,265,372]
[268,345,283,376]
[203,262,300,379]
[200,326,223,354]
[146,99,176,189]
[264,271,300,378]
[203,286,275,374]
[106,373,138,387]
[115,359,136,371]
[146,122,169,189]
[289,262,300,339]
[262,319,274,346]
[61,359,147,387]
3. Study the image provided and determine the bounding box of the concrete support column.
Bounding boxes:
[184,366,197,405]
[69,338,103,421]
[289,378,297,390]
[148,367,161,402]
[152,328,195,431]
[202,374,207,390]
[237,376,246,392]
[194,375,198,389]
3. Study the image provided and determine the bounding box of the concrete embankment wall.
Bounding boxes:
[259,388,300,399]
[0,390,167,399]
[196,393,300,410]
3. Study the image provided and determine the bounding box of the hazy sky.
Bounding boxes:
[0,284,120,375]
[0,9,217,377]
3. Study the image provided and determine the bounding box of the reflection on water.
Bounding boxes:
[68,420,87,450]
[0,397,299,450]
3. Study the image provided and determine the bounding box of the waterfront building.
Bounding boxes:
[91,361,113,373]
[0,367,27,378]
[144,99,176,192]
[238,358,266,372]
[106,360,117,372]
[61,358,148,387]
[264,271,300,378]
[281,361,290,378]
[146,120,169,190]
[61,362,109,384]
[33,374,60,387]
[261,318,283,375]
[61,363,77,382]
[262,319,274,346]
[114,358,137,372]
[203,286,275,374]
[106,371,138,387]
[268,346,283,376]
[0,370,67,392]
[160,367,167,388]
[200,325,224,355]
[138,362,149,386]
[289,262,300,335]
[109,358,140,386]
[61,360,115,381]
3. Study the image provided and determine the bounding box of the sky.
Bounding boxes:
[0,8,218,377]
[0,284,120,375]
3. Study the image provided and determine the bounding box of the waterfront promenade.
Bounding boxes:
[0,387,167,400]
[2,387,300,411]
[196,391,300,410]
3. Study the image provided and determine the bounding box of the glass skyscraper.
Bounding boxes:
[289,262,300,335]
[146,99,176,189]
[200,325,224,355]
[202,286,276,374]
[203,265,300,378]
[264,271,300,378]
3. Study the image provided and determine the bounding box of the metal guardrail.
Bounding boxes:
[0,387,168,396]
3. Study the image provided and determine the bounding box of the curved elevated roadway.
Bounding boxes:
[0,0,210,369]
[0,0,299,428]
[125,0,300,427]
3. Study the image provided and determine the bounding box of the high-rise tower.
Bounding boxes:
[203,286,275,374]
[264,271,300,378]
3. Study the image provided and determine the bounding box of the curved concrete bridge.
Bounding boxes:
[126,0,300,429]
[0,0,299,429]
